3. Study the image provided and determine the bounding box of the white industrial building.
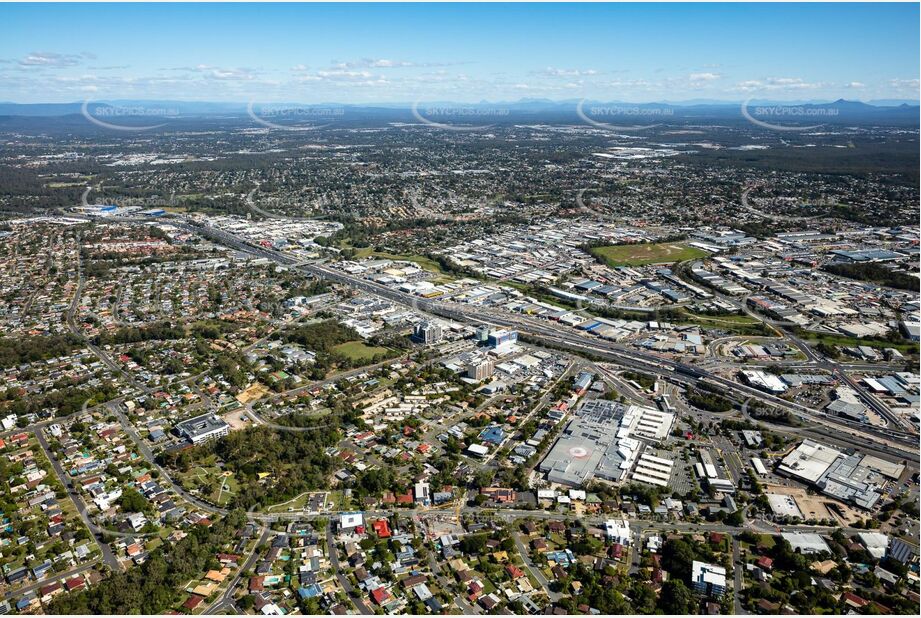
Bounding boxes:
[339,512,364,530]
[604,519,632,545]
[740,369,788,393]
[175,413,230,445]
[857,532,890,560]
[692,561,727,597]
[781,532,830,554]
[778,439,898,509]
[766,493,804,519]
[777,440,843,484]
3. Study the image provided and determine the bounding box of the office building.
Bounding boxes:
[466,359,495,381]
[692,561,727,597]
[413,320,443,344]
[175,413,230,445]
[487,329,518,354]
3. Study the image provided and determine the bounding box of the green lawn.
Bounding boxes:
[266,492,312,513]
[328,490,349,511]
[803,332,919,354]
[372,252,443,273]
[341,247,455,282]
[174,458,238,505]
[502,281,579,310]
[679,312,773,336]
[331,340,391,361]
[590,242,709,267]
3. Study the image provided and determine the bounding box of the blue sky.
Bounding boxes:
[1,2,918,103]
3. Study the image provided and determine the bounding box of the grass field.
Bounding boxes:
[266,491,312,513]
[343,247,454,282]
[46,181,85,188]
[332,340,391,361]
[680,312,773,336]
[373,252,442,272]
[502,281,577,310]
[174,458,238,507]
[590,242,709,267]
[803,332,919,354]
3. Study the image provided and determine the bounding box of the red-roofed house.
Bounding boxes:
[370,587,391,605]
[372,519,392,538]
[843,592,868,609]
[39,582,62,602]
[10,432,28,445]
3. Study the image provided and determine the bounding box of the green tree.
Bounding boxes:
[659,579,696,614]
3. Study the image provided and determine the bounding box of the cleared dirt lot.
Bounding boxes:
[763,483,862,524]
[222,408,253,431]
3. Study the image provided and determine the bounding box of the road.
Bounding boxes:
[38,214,915,610]
[88,216,920,459]
[731,535,745,614]
[426,550,478,613]
[326,522,372,614]
[513,532,561,602]
[1,558,101,602]
[180,218,920,466]
[316,264,917,456]
[49,220,919,520]
[251,503,873,540]
[64,244,153,398]
[205,524,272,614]
[107,402,229,516]
[34,429,122,572]
[681,256,916,435]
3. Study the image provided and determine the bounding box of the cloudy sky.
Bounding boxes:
[2,2,918,103]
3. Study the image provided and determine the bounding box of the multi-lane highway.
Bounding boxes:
[179,220,918,467]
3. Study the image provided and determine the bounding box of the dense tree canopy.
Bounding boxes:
[49,512,247,614]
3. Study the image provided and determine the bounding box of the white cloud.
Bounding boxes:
[367,59,411,68]
[317,69,373,79]
[539,67,599,78]
[732,77,824,92]
[172,64,259,81]
[329,58,458,70]
[689,72,721,82]
[605,78,654,88]
[889,78,920,91]
[17,52,83,68]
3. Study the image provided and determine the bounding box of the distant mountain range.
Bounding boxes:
[0,98,917,128]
